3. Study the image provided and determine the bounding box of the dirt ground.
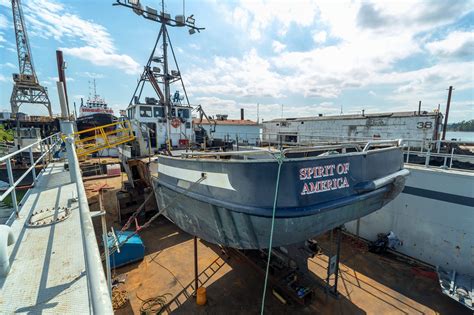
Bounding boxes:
[105,218,468,315]
[84,171,469,315]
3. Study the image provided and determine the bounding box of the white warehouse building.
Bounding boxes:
[194,114,261,145]
[262,111,443,144]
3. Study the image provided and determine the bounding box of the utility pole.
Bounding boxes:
[257,103,259,123]
[442,86,454,141]
[10,0,52,117]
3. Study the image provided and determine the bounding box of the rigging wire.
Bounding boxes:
[260,152,284,314]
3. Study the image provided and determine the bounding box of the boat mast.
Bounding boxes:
[161,0,172,148]
[93,78,97,98]
[114,0,204,148]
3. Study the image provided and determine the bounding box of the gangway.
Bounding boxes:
[71,120,135,157]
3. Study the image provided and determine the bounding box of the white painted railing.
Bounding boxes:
[0,133,62,222]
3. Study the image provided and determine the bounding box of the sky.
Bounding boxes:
[0,0,473,123]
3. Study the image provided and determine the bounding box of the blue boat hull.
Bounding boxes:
[152,146,408,249]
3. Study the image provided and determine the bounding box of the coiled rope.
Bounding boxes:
[260,152,284,314]
[137,292,172,314]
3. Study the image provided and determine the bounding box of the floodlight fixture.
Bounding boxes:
[188,28,195,35]
[128,0,139,5]
[132,2,144,15]
[186,14,195,26]
[175,15,185,26]
[146,6,158,20]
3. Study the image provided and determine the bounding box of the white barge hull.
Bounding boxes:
[345,164,474,276]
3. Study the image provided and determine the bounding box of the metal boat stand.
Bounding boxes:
[325,226,342,298]
[194,236,199,297]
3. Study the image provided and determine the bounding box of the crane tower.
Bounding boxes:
[10,0,52,117]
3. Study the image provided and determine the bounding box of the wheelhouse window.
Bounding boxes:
[140,106,152,118]
[177,108,190,119]
[154,106,164,118]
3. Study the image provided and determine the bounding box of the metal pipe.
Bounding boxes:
[425,148,431,167]
[362,139,401,152]
[442,86,453,140]
[99,192,112,296]
[56,50,70,118]
[65,136,113,313]
[6,159,18,218]
[333,227,342,295]
[56,81,69,119]
[194,236,198,296]
[29,147,36,182]
[449,148,454,169]
[0,225,15,276]
[418,100,421,115]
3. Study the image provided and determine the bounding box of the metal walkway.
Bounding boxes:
[0,123,113,314]
[0,163,95,313]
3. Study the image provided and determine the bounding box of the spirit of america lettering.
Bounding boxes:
[299,162,350,195]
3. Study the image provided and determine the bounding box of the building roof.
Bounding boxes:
[266,111,441,123]
[193,118,260,126]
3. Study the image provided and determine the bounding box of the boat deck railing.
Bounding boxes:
[0,133,62,222]
[180,139,403,159]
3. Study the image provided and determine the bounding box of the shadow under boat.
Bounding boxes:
[152,140,409,249]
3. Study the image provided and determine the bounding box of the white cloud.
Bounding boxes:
[312,31,327,44]
[187,48,286,98]
[24,0,114,52]
[225,0,319,40]
[1,62,15,69]
[426,31,474,58]
[47,76,74,82]
[17,0,139,75]
[186,0,473,122]
[77,71,105,79]
[193,95,328,121]
[62,46,141,75]
[271,40,286,53]
[0,73,6,82]
[0,14,8,29]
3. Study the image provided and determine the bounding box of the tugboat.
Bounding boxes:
[76,79,116,134]
[117,0,409,249]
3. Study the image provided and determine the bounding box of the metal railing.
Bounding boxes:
[180,139,403,159]
[0,133,62,221]
[63,133,114,313]
[71,120,135,158]
[402,139,474,170]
